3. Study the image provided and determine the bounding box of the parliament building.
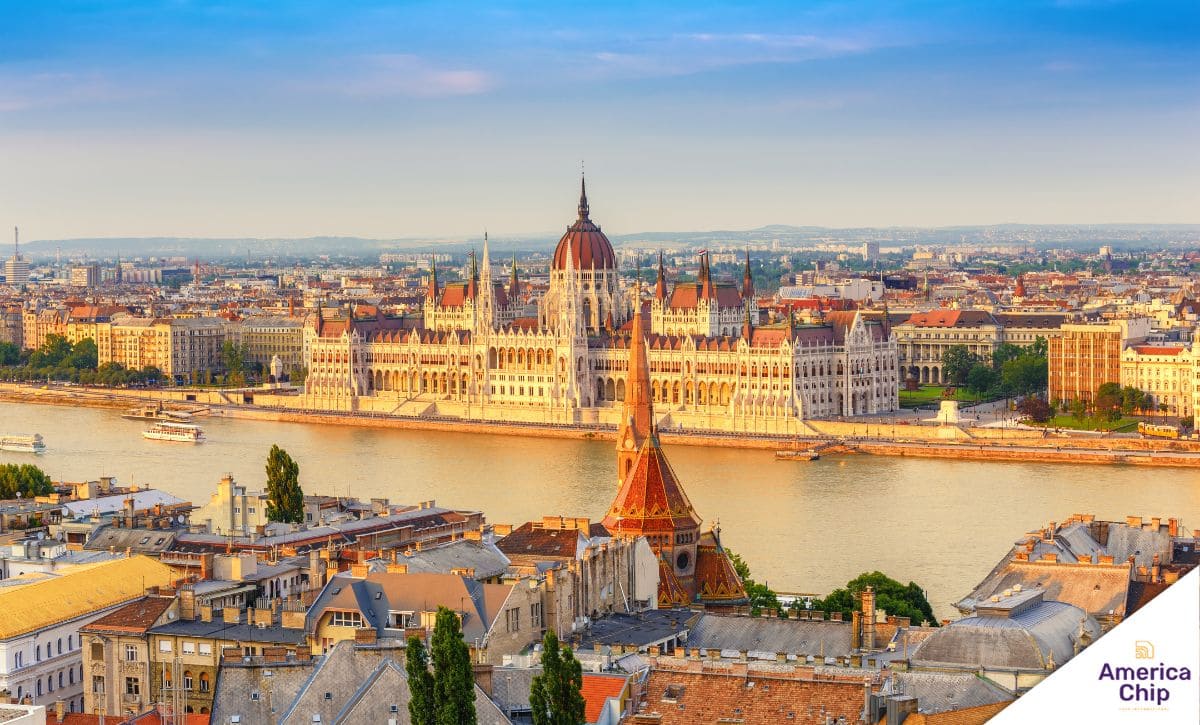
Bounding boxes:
[302,180,900,433]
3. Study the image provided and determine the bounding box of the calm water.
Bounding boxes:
[3,400,1198,619]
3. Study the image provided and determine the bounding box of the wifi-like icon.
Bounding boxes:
[1135,640,1155,659]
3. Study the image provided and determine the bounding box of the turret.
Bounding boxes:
[426,259,439,300]
[742,250,754,301]
[509,254,520,300]
[655,251,667,301]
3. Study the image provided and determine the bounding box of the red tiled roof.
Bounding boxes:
[693,531,748,604]
[1130,345,1185,356]
[581,673,628,724]
[601,441,702,536]
[81,595,173,634]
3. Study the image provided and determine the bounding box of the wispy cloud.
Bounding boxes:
[578,29,906,81]
[301,54,493,98]
[0,70,140,112]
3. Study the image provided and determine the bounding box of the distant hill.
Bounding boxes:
[18,223,1200,260]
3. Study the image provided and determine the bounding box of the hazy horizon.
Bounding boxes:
[3,2,1197,240]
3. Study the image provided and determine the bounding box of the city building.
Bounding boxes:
[79,594,175,718]
[95,316,225,380]
[4,229,30,288]
[300,180,899,430]
[1120,342,1194,418]
[0,556,175,714]
[891,310,1003,385]
[1048,318,1151,405]
[68,266,100,289]
[226,316,305,378]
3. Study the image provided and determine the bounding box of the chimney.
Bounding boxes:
[861,586,876,651]
[1151,554,1161,582]
[1150,517,1161,531]
[200,604,214,623]
[472,663,494,697]
[1168,518,1179,537]
[1126,516,1142,528]
[55,700,65,722]
[222,607,242,624]
[1041,553,1058,563]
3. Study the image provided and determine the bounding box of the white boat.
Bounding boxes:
[142,421,205,443]
[0,434,46,454]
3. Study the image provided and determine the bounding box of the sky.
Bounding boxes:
[1,1,1197,241]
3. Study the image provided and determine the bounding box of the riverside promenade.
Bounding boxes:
[6,382,1200,467]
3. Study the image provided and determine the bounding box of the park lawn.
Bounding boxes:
[1035,415,1140,433]
[899,385,987,409]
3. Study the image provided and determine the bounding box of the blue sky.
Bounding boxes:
[1,1,1197,240]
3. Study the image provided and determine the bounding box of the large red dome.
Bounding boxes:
[552,178,617,271]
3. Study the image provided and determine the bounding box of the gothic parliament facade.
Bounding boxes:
[302,180,900,432]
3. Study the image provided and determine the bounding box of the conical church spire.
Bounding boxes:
[615,300,655,481]
[426,258,439,300]
[742,250,754,300]
[655,251,667,300]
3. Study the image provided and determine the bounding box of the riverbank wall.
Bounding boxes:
[6,383,1200,464]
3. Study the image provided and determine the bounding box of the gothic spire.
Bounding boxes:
[742,249,754,301]
[426,258,439,300]
[615,298,655,481]
[509,253,520,299]
[578,173,590,221]
[655,251,667,300]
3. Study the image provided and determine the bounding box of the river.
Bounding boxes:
[3,400,1198,619]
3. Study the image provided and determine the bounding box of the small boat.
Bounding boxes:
[142,421,205,443]
[775,449,819,461]
[1,434,46,454]
[123,403,192,422]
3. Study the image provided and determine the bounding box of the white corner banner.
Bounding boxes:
[990,567,1199,723]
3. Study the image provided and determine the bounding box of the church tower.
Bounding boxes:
[615,300,654,483]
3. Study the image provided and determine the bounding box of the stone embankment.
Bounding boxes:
[5,383,1200,465]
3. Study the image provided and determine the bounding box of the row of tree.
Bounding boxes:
[405,607,585,725]
[941,339,1048,398]
[0,463,53,499]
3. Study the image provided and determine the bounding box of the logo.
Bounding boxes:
[1098,641,1192,708]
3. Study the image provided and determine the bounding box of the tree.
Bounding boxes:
[1030,336,1049,359]
[728,550,781,616]
[431,606,476,725]
[999,355,1047,396]
[811,571,937,626]
[1095,383,1123,422]
[66,338,98,370]
[529,630,586,725]
[406,636,436,725]
[221,342,250,385]
[1016,395,1052,423]
[264,445,304,523]
[0,464,54,499]
[1120,386,1147,415]
[965,363,998,396]
[991,343,1025,368]
[1069,398,1088,422]
[0,341,19,366]
[941,346,976,386]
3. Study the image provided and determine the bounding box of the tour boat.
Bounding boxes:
[123,403,191,422]
[0,434,46,454]
[142,421,205,443]
[775,449,819,461]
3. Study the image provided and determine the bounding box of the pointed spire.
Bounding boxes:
[699,252,714,300]
[426,258,439,300]
[742,249,754,301]
[655,251,667,300]
[578,173,590,221]
[616,299,655,481]
[509,253,520,299]
[481,231,491,277]
[466,251,478,299]
[742,303,753,341]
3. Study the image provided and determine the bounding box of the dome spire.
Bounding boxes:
[578,170,590,221]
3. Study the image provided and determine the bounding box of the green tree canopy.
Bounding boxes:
[264,445,304,523]
[0,341,20,366]
[406,635,436,725]
[811,571,937,626]
[431,606,476,725]
[530,630,586,725]
[1095,382,1124,422]
[0,464,54,499]
[965,363,999,395]
[66,338,98,369]
[941,346,977,385]
[999,355,1048,396]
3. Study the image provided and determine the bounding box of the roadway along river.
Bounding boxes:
[3,400,1198,619]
